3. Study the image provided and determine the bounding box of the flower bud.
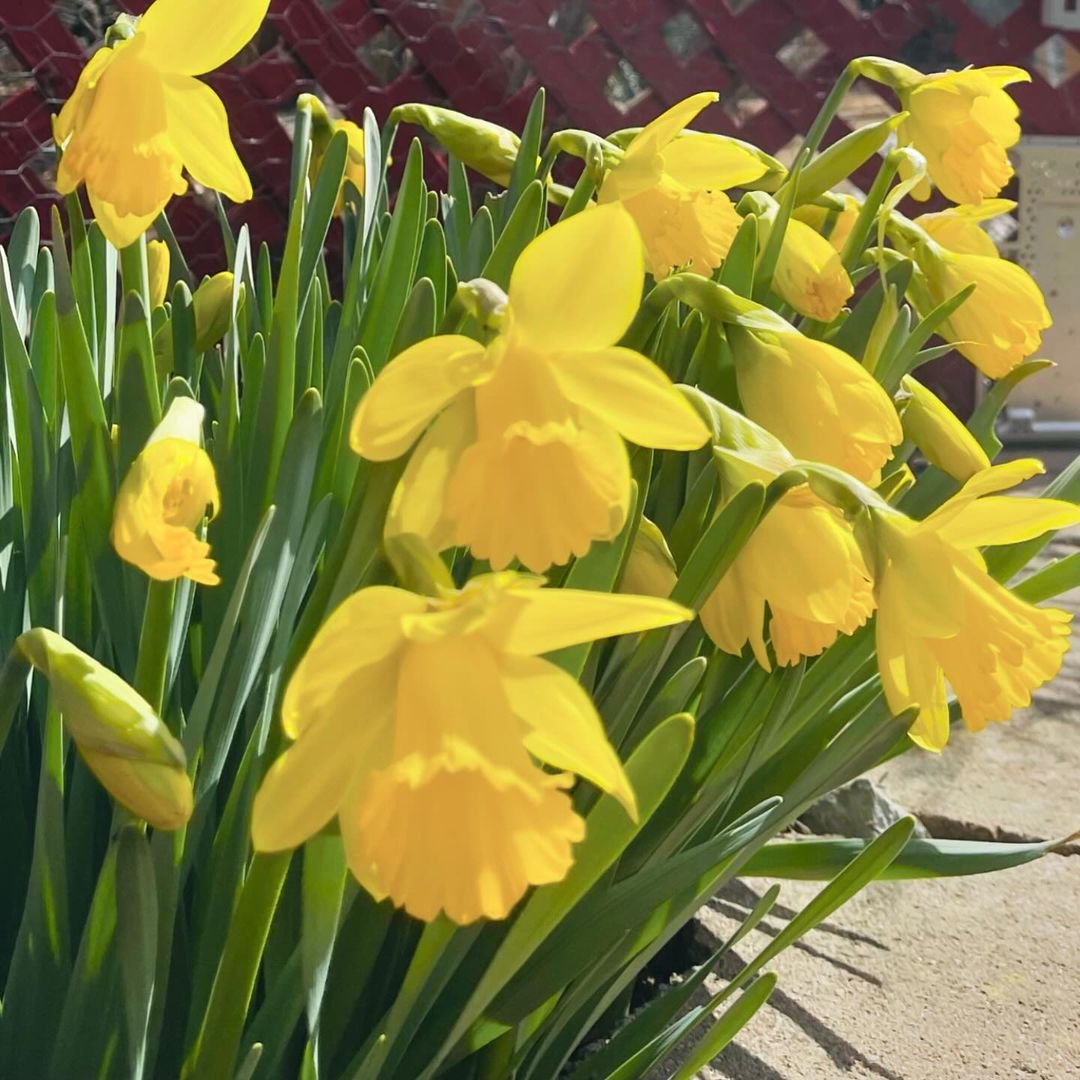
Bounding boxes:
[899,375,990,482]
[768,216,854,322]
[794,194,861,254]
[299,93,366,215]
[620,518,677,599]
[192,271,236,352]
[16,628,192,829]
[146,239,170,309]
[391,103,520,185]
[795,114,905,204]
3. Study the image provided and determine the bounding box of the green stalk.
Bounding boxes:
[182,852,291,1080]
[839,151,903,272]
[133,579,176,717]
[0,645,31,759]
[120,237,151,321]
[801,60,858,159]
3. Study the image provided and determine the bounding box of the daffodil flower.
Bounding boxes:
[915,237,1051,378]
[54,0,267,248]
[597,93,772,280]
[251,573,691,924]
[112,397,220,584]
[794,194,861,254]
[698,408,873,667]
[728,324,903,483]
[868,459,1080,750]
[768,215,854,322]
[861,59,1028,205]
[619,518,678,599]
[351,203,710,572]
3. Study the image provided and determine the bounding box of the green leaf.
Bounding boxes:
[117,826,158,1080]
[299,128,349,303]
[716,214,756,297]
[667,973,778,1080]
[740,832,1077,880]
[1013,551,1080,604]
[482,180,545,289]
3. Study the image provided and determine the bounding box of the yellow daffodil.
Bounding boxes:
[54,0,267,248]
[867,459,1079,750]
[597,93,771,280]
[112,397,220,584]
[301,93,365,215]
[916,239,1051,378]
[16,628,192,829]
[728,325,902,483]
[699,415,873,667]
[146,239,170,307]
[619,518,677,599]
[899,374,990,482]
[914,199,1014,259]
[794,194,861,254]
[251,572,690,923]
[891,64,1029,204]
[351,203,710,572]
[768,215,854,321]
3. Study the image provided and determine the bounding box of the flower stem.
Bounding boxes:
[840,152,903,272]
[134,579,176,717]
[120,236,151,317]
[802,61,859,160]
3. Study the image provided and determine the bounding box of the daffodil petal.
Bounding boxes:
[501,654,637,818]
[250,713,364,852]
[89,190,163,250]
[350,336,491,461]
[162,75,253,203]
[507,204,644,352]
[138,0,270,76]
[486,585,691,655]
[626,92,719,161]
[547,346,710,450]
[934,497,1080,549]
[281,586,424,738]
[661,133,768,190]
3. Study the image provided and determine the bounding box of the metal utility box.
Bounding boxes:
[1013,136,1080,420]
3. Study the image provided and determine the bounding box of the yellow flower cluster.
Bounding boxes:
[56,2,1078,926]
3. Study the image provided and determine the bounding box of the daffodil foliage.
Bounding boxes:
[0,7,1077,1077]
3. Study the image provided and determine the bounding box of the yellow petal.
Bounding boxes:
[138,0,270,76]
[146,240,171,308]
[350,336,491,460]
[89,190,162,250]
[934,497,1080,549]
[163,75,253,204]
[770,217,854,322]
[500,654,637,818]
[507,204,644,352]
[251,709,383,852]
[281,586,423,739]
[54,47,115,148]
[661,132,768,190]
[485,583,691,655]
[625,92,719,161]
[547,346,710,450]
[385,396,475,552]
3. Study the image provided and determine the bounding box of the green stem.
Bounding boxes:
[120,237,151,321]
[134,579,176,717]
[801,60,858,159]
[0,646,31,758]
[182,852,291,1080]
[840,152,902,272]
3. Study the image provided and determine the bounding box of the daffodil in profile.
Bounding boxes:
[597,93,773,279]
[861,59,1029,204]
[728,324,902,483]
[915,238,1051,378]
[54,0,267,247]
[867,459,1079,750]
[112,397,220,584]
[301,93,365,215]
[251,573,690,924]
[351,203,710,572]
[698,407,873,667]
[899,374,990,482]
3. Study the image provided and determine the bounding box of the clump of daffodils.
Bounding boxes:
[4,8,1076,1075]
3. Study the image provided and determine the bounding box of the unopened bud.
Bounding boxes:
[146,240,170,309]
[899,375,990,482]
[620,518,677,599]
[392,104,520,185]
